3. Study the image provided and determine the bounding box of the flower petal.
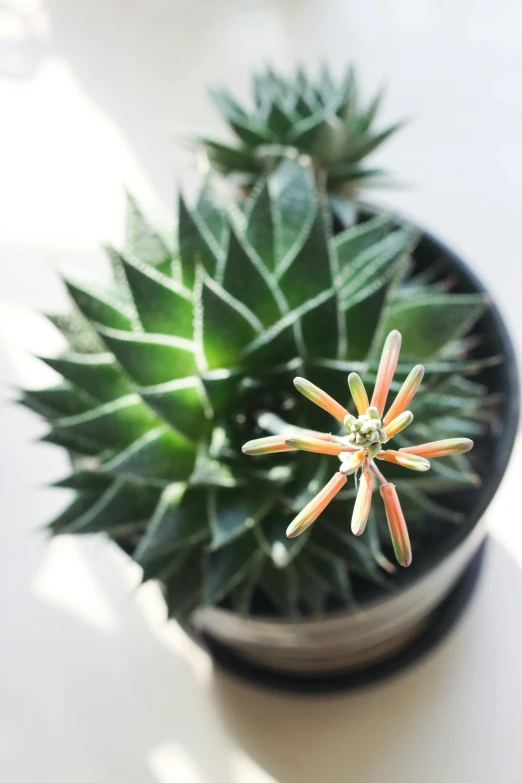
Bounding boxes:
[383,364,424,426]
[351,469,373,536]
[286,472,347,538]
[377,449,430,472]
[242,435,295,455]
[339,449,366,475]
[383,411,413,440]
[399,438,474,458]
[301,430,334,441]
[294,377,348,424]
[371,330,402,415]
[344,413,356,430]
[348,373,369,416]
[380,483,412,567]
[286,435,342,456]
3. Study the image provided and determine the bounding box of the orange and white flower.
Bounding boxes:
[241,330,475,567]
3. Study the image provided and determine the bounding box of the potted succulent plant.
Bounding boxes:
[199,65,403,226]
[22,67,518,690]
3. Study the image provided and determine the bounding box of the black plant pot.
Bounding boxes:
[185,216,519,693]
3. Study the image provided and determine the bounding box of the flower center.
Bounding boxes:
[344,406,388,456]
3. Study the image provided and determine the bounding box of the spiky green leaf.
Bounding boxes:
[178,195,221,288]
[382,293,487,359]
[50,395,162,451]
[125,192,172,276]
[221,228,281,327]
[197,274,259,370]
[63,277,133,331]
[138,377,209,442]
[102,427,197,484]
[209,485,274,550]
[205,531,261,605]
[118,252,193,338]
[39,353,133,402]
[135,484,208,565]
[95,326,197,385]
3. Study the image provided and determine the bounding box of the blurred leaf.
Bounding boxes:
[95,326,196,385]
[118,252,193,338]
[209,484,274,549]
[300,290,339,359]
[346,121,405,163]
[222,228,281,327]
[205,531,261,605]
[201,138,263,175]
[208,87,248,122]
[19,384,96,419]
[135,484,208,564]
[197,274,259,370]
[200,369,241,417]
[40,428,100,456]
[48,492,101,534]
[45,309,105,354]
[64,480,158,534]
[195,179,226,245]
[139,377,209,441]
[303,548,354,603]
[243,318,299,367]
[343,256,408,361]
[51,395,162,451]
[228,556,266,615]
[102,427,196,484]
[278,207,334,309]
[381,293,487,359]
[256,513,310,567]
[335,215,394,274]
[164,548,204,619]
[266,101,294,139]
[178,194,222,287]
[62,276,133,331]
[53,470,112,491]
[246,180,276,271]
[125,193,172,276]
[271,159,315,262]
[39,353,133,402]
[259,561,299,616]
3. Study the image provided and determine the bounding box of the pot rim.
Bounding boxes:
[195,513,487,629]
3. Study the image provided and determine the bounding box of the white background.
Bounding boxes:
[0,1,522,781]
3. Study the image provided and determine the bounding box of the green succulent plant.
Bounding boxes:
[23,160,496,619]
[200,65,403,224]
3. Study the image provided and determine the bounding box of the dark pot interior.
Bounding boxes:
[382,222,519,592]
